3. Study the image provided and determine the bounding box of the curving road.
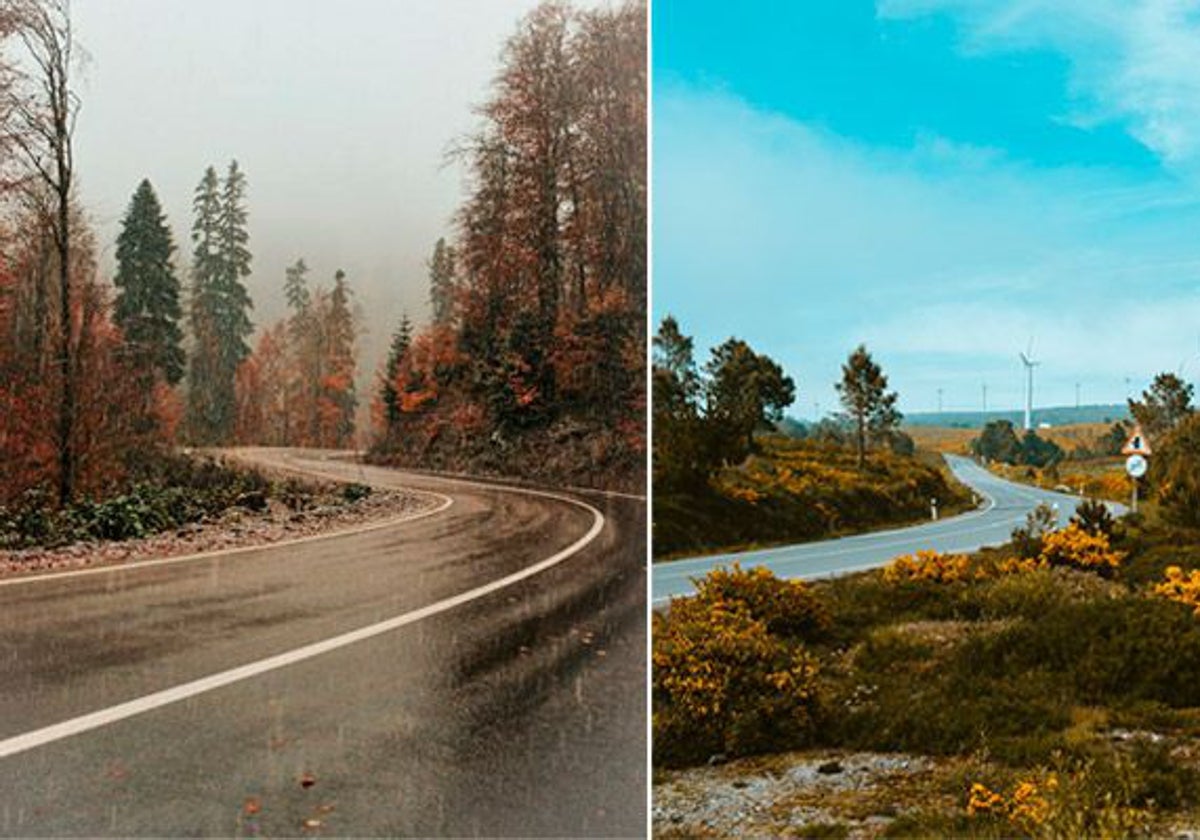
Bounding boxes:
[653,454,1122,603]
[0,449,645,837]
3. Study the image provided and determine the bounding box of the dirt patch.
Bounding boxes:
[653,750,957,838]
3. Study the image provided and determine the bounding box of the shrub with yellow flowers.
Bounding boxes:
[691,562,831,638]
[882,549,972,584]
[1153,566,1200,616]
[966,761,1151,839]
[1037,523,1124,574]
[652,565,825,766]
[966,774,1056,834]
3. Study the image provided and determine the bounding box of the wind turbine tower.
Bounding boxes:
[1019,346,1040,431]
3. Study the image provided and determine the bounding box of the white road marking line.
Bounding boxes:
[652,455,1090,599]
[0,494,605,760]
[0,451,607,760]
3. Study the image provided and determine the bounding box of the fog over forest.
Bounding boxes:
[72,0,548,387]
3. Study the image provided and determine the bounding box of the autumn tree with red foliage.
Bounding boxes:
[371,1,646,490]
[234,264,359,449]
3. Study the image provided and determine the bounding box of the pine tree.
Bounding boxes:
[187,165,223,444]
[215,160,254,369]
[382,313,413,430]
[283,257,312,445]
[323,270,357,447]
[186,161,254,444]
[114,179,185,388]
[837,345,901,469]
[428,238,456,325]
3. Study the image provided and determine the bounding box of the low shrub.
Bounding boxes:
[689,563,830,639]
[653,565,826,766]
[882,549,972,584]
[1152,565,1200,616]
[1038,524,1124,574]
[342,482,372,503]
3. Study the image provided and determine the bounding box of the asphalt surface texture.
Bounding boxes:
[653,453,1122,602]
[0,449,646,837]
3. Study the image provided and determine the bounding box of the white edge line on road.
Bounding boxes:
[652,454,1011,602]
[0,460,607,761]
[0,492,455,590]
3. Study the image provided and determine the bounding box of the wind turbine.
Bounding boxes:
[1019,341,1040,431]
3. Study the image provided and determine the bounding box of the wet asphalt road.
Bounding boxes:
[0,449,646,837]
[653,454,1121,602]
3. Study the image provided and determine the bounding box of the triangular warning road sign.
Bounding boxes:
[1121,424,1152,456]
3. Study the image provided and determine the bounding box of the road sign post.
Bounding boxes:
[1122,425,1151,514]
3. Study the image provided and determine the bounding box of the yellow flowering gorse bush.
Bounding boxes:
[1037,523,1124,572]
[1153,566,1200,616]
[967,774,1057,834]
[882,549,972,584]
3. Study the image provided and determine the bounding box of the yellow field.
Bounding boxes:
[907,422,1112,455]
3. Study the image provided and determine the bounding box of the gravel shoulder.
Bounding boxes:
[654,750,956,838]
[0,479,438,580]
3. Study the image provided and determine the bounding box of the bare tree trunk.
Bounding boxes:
[5,0,79,505]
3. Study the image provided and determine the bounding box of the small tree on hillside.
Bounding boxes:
[653,316,707,488]
[1130,372,1194,442]
[972,419,1021,464]
[1151,412,1200,528]
[704,337,795,463]
[836,344,900,468]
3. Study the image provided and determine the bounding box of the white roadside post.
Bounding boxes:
[1121,424,1152,515]
[931,497,938,521]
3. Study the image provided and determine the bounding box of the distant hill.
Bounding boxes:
[901,404,1130,429]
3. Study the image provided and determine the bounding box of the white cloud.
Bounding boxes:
[879,0,1200,170]
[654,84,1200,413]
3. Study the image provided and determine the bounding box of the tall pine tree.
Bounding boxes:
[428,238,455,325]
[381,313,413,431]
[114,178,185,388]
[186,161,254,444]
[323,270,357,447]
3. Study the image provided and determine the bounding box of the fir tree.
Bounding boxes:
[428,237,456,324]
[382,313,413,430]
[186,161,254,444]
[325,270,357,446]
[114,178,185,387]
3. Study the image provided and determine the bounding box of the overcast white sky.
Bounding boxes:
[71,0,546,375]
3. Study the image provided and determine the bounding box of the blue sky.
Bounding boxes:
[653,0,1200,419]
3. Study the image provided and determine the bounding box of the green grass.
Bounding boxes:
[653,435,974,559]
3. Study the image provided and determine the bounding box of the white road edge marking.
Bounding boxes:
[0,492,455,589]
[0,490,605,761]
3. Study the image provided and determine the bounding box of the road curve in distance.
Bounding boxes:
[653,453,1121,603]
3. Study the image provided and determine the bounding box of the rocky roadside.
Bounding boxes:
[0,486,438,580]
[653,750,960,839]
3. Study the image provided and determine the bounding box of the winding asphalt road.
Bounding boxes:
[0,449,645,837]
[653,454,1121,603]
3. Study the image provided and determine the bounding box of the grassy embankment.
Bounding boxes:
[654,504,1200,836]
[653,434,974,561]
[0,453,372,550]
[910,422,1131,502]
